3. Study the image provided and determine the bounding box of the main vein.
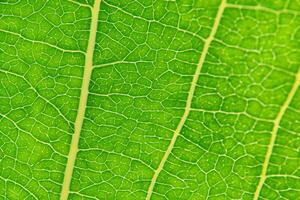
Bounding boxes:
[254,68,300,200]
[60,0,101,199]
[145,0,227,199]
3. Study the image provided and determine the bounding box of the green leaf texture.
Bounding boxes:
[1,0,300,199]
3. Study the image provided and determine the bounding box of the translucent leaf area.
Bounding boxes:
[0,0,300,199]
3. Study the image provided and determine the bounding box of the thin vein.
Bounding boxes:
[0,114,67,158]
[253,68,300,200]
[102,0,206,42]
[0,69,72,128]
[226,3,300,15]
[0,29,85,54]
[60,0,101,199]
[67,0,92,8]
[145,0,227,199]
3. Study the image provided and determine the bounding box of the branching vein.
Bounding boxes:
[60,0,101,199]
[254,68,300,200]
[145,0,227,199]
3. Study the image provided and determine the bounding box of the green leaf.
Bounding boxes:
[1,0,300,199]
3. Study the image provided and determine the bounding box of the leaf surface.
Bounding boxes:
[0,0,300,200]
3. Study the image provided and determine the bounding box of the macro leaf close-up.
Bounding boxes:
[1,0,300,199]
